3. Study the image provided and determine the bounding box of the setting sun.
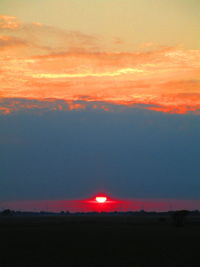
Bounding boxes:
[95,196,107,203]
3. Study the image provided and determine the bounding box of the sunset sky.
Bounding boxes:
[0,0,200,211]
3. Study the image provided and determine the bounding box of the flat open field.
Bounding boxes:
[0,215,199,267]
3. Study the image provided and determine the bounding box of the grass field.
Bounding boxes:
[0,214,199,267]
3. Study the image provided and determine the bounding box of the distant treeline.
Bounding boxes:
[1,208,200,216]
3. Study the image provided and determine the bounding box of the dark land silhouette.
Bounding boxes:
[0,210,200,267]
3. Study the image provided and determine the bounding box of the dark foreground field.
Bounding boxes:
[0,214,199,267]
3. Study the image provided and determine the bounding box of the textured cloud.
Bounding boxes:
[0,15,200,114]
[0,14,100,55]
[0,15,20,29]
[0,35,28,48]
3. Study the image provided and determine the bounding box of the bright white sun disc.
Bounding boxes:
[96,196,107,203]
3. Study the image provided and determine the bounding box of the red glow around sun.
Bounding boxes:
[95,196,107,203]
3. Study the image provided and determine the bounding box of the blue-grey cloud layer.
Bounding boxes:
[1,108,200,201]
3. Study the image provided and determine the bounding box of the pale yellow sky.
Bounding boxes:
[0,0,200,51]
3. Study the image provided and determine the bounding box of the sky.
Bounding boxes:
[0,0,200,211]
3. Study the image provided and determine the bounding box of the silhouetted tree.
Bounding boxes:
[1,209,12,216]
[172,210,189,227]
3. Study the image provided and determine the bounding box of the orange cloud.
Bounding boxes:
[0,35,27,49]
[0,15,20,29]
[0,15,200,115]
